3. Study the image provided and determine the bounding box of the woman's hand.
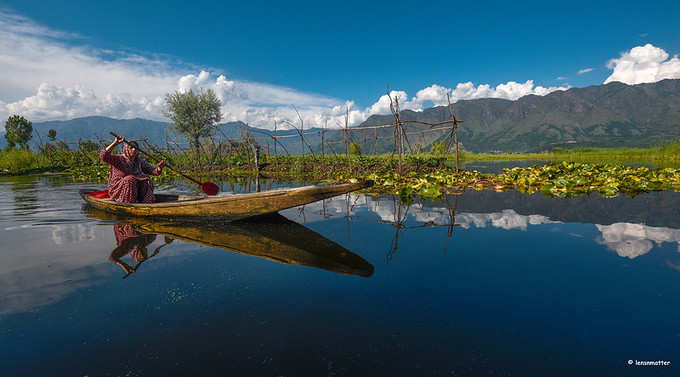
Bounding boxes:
[106,135,126,153]
[157,160,166,169]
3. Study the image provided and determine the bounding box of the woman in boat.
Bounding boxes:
[100,135,165,203]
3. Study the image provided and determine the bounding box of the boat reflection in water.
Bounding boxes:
[83,206,374,278]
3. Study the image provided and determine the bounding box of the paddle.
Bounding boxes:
[109,132,219,195]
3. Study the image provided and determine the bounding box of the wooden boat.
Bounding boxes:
[80,181,371,221]
[84,207,374,277]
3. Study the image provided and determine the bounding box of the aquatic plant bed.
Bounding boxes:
[64,160,680,202]
[365,162,680,200]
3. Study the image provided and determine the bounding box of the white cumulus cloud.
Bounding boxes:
[0,9,342,128]
[0,9,571,131]
[450,80,568,101]
[604,44,680,85]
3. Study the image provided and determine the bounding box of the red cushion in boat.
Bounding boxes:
[87,189,110,199]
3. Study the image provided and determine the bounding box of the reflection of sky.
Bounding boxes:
[596,223,680,259]
[0,222,198,316]
[51,223,97,245]
[0,223,109,315]
[4,176,680,318]
[287,194,680,260]
[286,194,560,231]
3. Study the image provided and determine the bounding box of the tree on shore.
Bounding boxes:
[164,89,222,162]
[48,129,57,141]
[4,115,33,150]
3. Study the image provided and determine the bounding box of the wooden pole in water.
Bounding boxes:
[392,95,403,174]
[344,106,349,157]
[374,127,378,155]
[274,120,277,156]
[447,93,460,172]
[344,105,351,173]
[322,121,326,156]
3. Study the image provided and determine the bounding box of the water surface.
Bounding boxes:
[1,175,678,376]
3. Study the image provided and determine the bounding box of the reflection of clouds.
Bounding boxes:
[596,223,680,259]
[291,195,680,261]
[286,195,559,232]
[0,263,108,316]
[456,210,559,231]
[283,194,361,222]
[51,224,97,245]
[0,224,199,316]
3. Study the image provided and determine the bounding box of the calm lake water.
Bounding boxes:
[1,174,679,376]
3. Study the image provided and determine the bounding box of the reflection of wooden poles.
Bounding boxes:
[345,193,351,241]
[341,193,362,240]
[443,195,458,254]
[385,195,409,262]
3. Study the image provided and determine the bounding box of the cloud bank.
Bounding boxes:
[0,9,589,130]
[604,43,680,85]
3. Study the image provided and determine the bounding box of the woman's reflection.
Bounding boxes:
[109,223,173,278]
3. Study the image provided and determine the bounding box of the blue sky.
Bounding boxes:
[1,0,679,128]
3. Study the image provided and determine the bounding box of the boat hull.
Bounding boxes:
[80,181,371,221]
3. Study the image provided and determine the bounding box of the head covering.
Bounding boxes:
[122,141,139,161]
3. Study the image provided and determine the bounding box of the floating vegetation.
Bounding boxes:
[4,145,679,201]
[498,162,680,198]
[364,162,680,200]
[60,160,680,200]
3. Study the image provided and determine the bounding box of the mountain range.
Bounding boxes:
[338,78,680,153]
[3,79,679,153]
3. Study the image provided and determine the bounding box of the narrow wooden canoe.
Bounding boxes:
[84,207,374,277]
[80,180,371,221]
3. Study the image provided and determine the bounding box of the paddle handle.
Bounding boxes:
[109,132,202,185]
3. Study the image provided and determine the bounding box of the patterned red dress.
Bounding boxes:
[100,145,162,203]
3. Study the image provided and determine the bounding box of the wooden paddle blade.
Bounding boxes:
[201,182,219,196]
